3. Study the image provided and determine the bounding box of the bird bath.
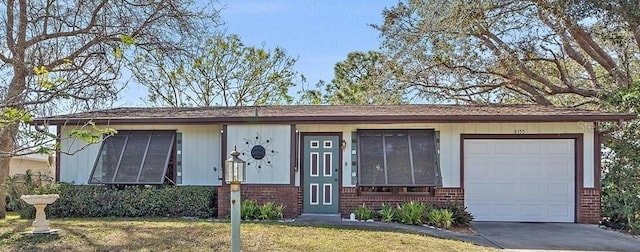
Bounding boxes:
[20,194,59,233]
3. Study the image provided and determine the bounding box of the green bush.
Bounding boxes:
[439,201,474,227]
[427,209,453,229]
[379,203,395,223]
[13,183,217,219]
[354,203,374,220]
[241,200,259,220]
[601,122,640,234]
[257,202,285,220]
[5,174,21,211]
[396,201,429,225]
[239,200,285,220]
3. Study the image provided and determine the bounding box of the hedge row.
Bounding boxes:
[15,183,217,219]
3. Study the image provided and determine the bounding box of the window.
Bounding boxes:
[89,130,176,184]
[357,130,441,187]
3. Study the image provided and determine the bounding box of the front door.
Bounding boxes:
[303,135,340,213]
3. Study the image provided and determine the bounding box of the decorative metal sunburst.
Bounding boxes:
[240,132,278,173]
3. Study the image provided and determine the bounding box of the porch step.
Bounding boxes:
[295,214,342,225]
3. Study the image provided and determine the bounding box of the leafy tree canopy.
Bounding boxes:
[376,0,639,106]
[0,0,220,218]
[300,51,406,105]
[131,34,302,107]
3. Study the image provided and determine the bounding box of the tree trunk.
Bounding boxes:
[0,123,19,219]
[0,69,27,219]
[0,141,14,219]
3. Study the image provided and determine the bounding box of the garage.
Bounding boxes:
[464,138,575,222]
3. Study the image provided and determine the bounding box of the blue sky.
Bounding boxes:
[119,1,396,106]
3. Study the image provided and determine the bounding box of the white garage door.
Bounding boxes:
[464,139,575,222]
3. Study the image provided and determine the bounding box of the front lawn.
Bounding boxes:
[0,213,494,251]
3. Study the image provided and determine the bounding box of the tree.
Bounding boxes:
[131,34,300,107]
[300,51,406,105]
[0,0,220,218]
[601,81,640,233]
[376,0,640,230]
[375,0,639,106]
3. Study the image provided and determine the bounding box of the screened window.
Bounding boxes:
[358,130,441,186]
[89,130,176,184]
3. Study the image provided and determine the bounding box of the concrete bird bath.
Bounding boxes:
[20,194,59,233]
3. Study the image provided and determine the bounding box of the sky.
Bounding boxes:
[119,1,396,106]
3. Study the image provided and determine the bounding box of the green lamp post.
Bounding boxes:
[226,149,246,252]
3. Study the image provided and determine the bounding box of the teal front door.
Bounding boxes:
[303,135,340,214]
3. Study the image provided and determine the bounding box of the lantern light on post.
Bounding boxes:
[226,150,246,184]
[225,149,245,252]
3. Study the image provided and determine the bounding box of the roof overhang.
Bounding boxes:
[33,114,637,126]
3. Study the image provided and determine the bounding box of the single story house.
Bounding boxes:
[34,105,635,223]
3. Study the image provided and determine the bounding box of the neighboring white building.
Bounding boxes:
[9,153,55,178]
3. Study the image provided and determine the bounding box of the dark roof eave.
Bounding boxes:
[33,114,637,125]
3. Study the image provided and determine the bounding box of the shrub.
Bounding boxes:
[256,202,285,220]
[396,201,429,225]
[354,203,374,220]
[439,201,474,227]
[379,203,395,223]
[601,122,640,234]
[13,183,217,219]
[5,174,21,211]
[241,200,259,220]
[428,209,453,229]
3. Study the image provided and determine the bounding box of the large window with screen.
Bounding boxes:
[358,130,441,187]
[89,130,176,184]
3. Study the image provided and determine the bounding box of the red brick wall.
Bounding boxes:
[339,187,464,218]
[579,188,601,224]
[217,185,599,224]
[217,185,301,219]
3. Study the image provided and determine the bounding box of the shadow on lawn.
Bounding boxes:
[1,220,62,251]
[51,221,229,251]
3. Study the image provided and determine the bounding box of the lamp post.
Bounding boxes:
[226,149,246,252]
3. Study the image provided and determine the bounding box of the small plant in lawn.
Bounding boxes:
[396,201,428,225]
[241,200,259,220]
[440,201,474,226]
[257,202,285,220]
[428,209,453,229]
[379,203,395,223]
[354,203,374,220]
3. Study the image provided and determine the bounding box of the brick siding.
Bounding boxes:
[339,187,464,218]
[579,188,601,224]
[217,185,301,219]
[218,185,599,224]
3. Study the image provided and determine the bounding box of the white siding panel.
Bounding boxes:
[181,125,221,186]
[437,124,453,187]
[341,130,352,187]
[226,125,291,184]
[59,125,221,185]
[59,121,596,188]
[582,128,595,188]
[297,122,596,189]
[448,124,464,187]
[59,133,100,184]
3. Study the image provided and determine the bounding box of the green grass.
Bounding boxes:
[0,212,495,252]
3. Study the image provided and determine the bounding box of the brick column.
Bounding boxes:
[579,188,601,224]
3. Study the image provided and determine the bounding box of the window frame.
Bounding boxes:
[88,130,177,185]
[357,129,441,187]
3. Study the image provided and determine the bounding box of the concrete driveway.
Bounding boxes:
[472,222,640,251]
